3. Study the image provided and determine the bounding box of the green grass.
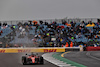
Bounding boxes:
[52,53,87,67]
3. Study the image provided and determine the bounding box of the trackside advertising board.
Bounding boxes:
[0,48,65,53]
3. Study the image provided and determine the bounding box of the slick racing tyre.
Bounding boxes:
[22,56,27,65]
[39,56,44,64]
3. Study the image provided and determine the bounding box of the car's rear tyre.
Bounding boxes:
[35,58,39,63]
[22,56,27,65]
[39,56,44,64]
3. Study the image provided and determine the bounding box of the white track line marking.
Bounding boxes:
[42,53,74,67]
[86,52,100,61]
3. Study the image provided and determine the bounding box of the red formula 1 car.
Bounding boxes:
[22,53,44,65]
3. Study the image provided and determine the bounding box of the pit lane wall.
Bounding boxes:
[0,47,82,53]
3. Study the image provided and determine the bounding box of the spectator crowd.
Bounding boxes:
[31,20,100,47]
[1,19,100,48]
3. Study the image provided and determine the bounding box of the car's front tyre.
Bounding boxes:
[22,56,27,65]
[39,56,44,64]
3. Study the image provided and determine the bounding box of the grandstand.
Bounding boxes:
[0,18,100,49]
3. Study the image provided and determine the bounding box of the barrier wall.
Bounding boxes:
[0,47,81,53]
[0,48,65,53]
[86,46,100,51]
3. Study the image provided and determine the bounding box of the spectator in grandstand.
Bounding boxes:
[24,22,28,26]
[0,30,3,33]
[10,25,16,30]
[3,23,6,26]
[29,26,33,30]
[72,22,76,27]
[80,21,85,28]
[39,21,43,24]
[20,28,26,35]
[19,26,23,32]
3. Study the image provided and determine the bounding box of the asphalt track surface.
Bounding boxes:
[64,51,100,67]
[0,53,57,67]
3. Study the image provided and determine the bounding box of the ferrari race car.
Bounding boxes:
[22,53,44,65]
